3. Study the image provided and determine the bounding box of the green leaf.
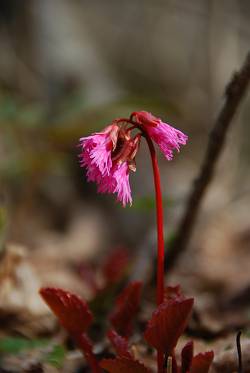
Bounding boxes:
[44,345,66,368]
[0,337,49,355]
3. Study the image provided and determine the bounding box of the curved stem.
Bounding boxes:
[125,121,165,305]
[144,132,165,373]
[118,119,165,372]
[144,133,165,306]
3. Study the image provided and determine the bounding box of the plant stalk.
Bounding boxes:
[144,132,165,373]
[75,333,101,373]
[144,133,165,305]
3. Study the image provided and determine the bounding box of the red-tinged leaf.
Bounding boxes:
[40,288,101,372]
[107,329,133,359]
[109,282,142,337]
[164,285,185,302]
[40,287,93,335]
[181,341,194,373]
[75,333,101,373]
[190,351,214,373]
[100,357,152,373]
[144,298,194,355]
[102,248,129,285]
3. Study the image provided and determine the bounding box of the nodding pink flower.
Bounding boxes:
[79,125,140,207]
[132,111,188,160]
[79,124,120,179]
[79,111,187,206]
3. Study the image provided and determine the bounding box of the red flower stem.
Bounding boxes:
[144,131,165,373]
[117,117,165,372]
[120,119,165,303]
[144,132,165,305]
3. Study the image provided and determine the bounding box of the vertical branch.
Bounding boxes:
[168,52,250,269]
[236,331,243,373]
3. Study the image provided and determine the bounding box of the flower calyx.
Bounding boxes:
[112,129,141,173]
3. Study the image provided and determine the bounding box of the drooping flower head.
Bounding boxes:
[79,124,140,207]
[79,124,119,180]
[132,111,188,160]
[79,111,187,206]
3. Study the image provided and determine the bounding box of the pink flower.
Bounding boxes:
[98,162,132,207]
[79,125,139,207]
[79,124,119,180]
[79,111,187,206]
[133,111,188,160]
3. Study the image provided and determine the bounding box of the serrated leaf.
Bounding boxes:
[44,344,66,368]
[109,282,142,337]
[107,329,132,359]
[144,298,194,355]
[190,351,214,373]
[40,287,93,335]
[100,357,152,373]
[40,289,100,371]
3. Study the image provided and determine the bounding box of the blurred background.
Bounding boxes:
[0,0,250,371]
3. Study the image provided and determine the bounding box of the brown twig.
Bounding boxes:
[236,330,243,373]
[167,52,250,270]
